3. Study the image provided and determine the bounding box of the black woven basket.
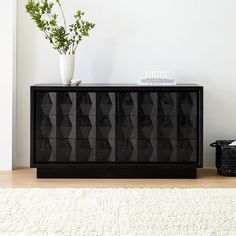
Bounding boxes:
[210,140,236,176]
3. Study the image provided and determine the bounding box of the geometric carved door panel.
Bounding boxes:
[34,90,199,164]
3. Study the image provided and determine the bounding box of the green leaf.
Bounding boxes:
[25,0,95,54]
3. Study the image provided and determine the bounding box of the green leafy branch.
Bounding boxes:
[26,0,95,55]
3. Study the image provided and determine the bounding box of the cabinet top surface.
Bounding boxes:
[31,83,202,88]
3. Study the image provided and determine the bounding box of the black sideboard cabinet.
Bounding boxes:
[31,84,203,178]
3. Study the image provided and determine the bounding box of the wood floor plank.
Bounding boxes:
[0,168,235,188]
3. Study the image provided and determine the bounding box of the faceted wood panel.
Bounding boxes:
[77,116,96,139]
[138,116,157,139]
[36,116,56,139]
[177,139,197,162]
[36,139,56,162]
[96,116,115,139]
[178,92,197,116]
[57,116,76,139]
[117,92,137,116]
[96,139,115,162]
[157,116,177,139]
[96,92,116,116]
[57,92,76,116]
[158,92,177,116]
[138,92,157,116]
[138,139,157,162]
[178,116,197,139]
[116,116,137,139]
[76,139,95,162]
[34,90,200,164]
[77,92,96,116]
[116,139,137,162]
[157,139,177,162]
[36,92,56,116]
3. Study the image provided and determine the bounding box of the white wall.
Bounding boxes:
[0,0,16,170]
[17,0,236,167]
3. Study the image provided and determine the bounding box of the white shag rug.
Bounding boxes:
[0,188,236,236]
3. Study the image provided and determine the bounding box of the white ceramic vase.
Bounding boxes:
[60,54,75,85]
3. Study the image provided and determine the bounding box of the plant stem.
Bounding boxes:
[43,30,63,54]
[71,42,75,54]
[57,1,67,33]
[56,1,68,54]
[45,11,64,54]
[73,43,79,54]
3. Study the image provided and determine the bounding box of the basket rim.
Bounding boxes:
[213,140,236,148]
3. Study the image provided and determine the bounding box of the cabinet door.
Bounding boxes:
[76,92,96,162]
[155,91,198,163]
[177,92,198,163]
[155,92,177,163]
[137,93,157,163]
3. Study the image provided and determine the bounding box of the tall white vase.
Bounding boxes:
[60,54,75,85]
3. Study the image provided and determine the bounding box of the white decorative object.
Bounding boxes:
[145,71,169,79]
[60,54,75,85]
[71,79,81,86]
[1,188,236,235]
[137,71,176,86]
[137,78,176,86]
[229,141,236,146]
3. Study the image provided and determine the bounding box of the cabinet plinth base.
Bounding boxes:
[36,166,197,179]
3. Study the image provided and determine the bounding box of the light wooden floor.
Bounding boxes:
[0,168,236,188]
